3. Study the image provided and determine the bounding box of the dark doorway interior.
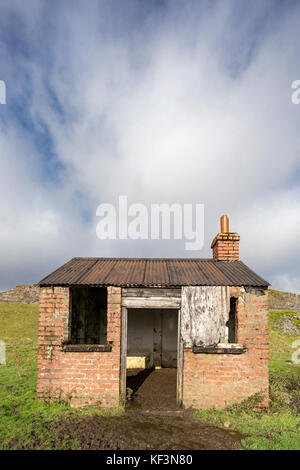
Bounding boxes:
[126,308,178,410]
[127,308,178,368]
[227,297,237,343]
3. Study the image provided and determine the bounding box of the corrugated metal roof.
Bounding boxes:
[39,258,269,287]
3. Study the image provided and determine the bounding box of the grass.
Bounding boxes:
[0,303,119,450]
[0,302,299,449]
[269,311,300,375]
[194,309,300,450]
[269,288,300,298]
[195,405,300,450]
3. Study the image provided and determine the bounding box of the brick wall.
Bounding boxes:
[211,233,240,261]
[182,287,269,409]
[37,286,121,408]
[37,284,269,410]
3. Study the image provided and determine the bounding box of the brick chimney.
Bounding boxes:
[211,215,240,261]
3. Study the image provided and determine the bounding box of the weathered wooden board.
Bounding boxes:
[122,288,181,308]
[176,309,183,405]
[192,344,246,354]
[120,306,127,404]
[181,286,230,347]
[122,288,181,298]
[122,297,181,308]
[153,311,162,366]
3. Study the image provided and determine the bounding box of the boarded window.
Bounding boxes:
[70,287,107,344]
[181,286,230,347]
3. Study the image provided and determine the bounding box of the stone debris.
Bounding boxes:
[273,314,300,336]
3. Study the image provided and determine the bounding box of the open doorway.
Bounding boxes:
[124,308,181,410]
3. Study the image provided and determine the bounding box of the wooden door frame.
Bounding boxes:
[119,305,184,407]
[176,308,183,405]
[120,306,128,405]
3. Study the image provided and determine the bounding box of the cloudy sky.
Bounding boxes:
[0,0,300,292]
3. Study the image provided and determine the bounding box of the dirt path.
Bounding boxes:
[8,368,243,450]
[126,368,178,410]
[43,368,242,450]
[41,410,241,450]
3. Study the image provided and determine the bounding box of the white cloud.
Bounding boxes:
[0,0,300,293]
[236,189,300,274]
[270,273,300,295]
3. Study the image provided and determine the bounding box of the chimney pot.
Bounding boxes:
[220,214,229,233]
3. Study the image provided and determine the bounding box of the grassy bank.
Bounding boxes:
[0,303,117,450]
[194,309,300,450]
[0,302,299,449]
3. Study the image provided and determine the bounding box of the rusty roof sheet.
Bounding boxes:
[39,258,269,287]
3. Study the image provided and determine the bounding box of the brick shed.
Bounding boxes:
[37,216,269,409]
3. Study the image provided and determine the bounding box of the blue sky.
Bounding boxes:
[1,0,300,292]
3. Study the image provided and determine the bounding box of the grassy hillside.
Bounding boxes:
[0,303,78,449]
[269,309,300,373]
[195,308,300,449]
[0,303,116,450]
[0,302,299,449]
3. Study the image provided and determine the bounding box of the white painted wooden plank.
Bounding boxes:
[122,297,181,308]
[181,286,230,347]
[122,288,181,298]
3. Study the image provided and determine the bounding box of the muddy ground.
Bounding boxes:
[126,368,178,410]
[39,408,243,450]
[7,368,243,450]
